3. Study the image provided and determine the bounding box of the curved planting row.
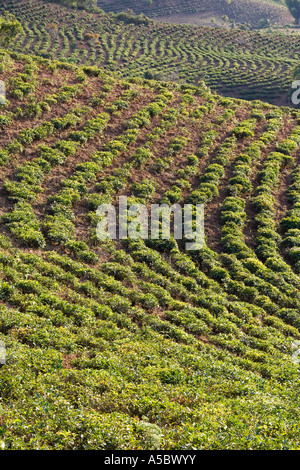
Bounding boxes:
[1,50,300,450]
[1,0,299,105]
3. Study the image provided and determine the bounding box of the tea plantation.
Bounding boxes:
[0,46,300,449]
[0,0,300,105]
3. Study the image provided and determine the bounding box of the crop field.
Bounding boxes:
[0,0,300,105]
[1,48,300,449]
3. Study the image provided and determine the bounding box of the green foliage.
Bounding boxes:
[0,0,297,105]
[0,15,23,46]
[0,48,300,451]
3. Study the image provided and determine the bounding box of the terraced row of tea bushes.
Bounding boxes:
[0,238,299,449]
[1,79,154,249]
[187,107,272,208]
[210,117,300,317]
[1,50,300,450]
[281,166,300,272]
[42,88,176,260]
[4,53,298,344]
[3,112,110,248]
[0,217,298,383]
[1,0,299,104]
[3,81,86,125]
[96,0,292,28]
[0,107,87,164]
[81,100,300,357]
[0,52,89,115]
[87,91,228,241]
[102,184,300,372]
[127,110,300,355]
[120,231,297,351]
[0,55,119,164]
[254,151,295,261]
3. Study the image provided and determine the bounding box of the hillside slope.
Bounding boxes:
[97,0,293,26]
[0,0,299,106]
[1,50,300,449]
